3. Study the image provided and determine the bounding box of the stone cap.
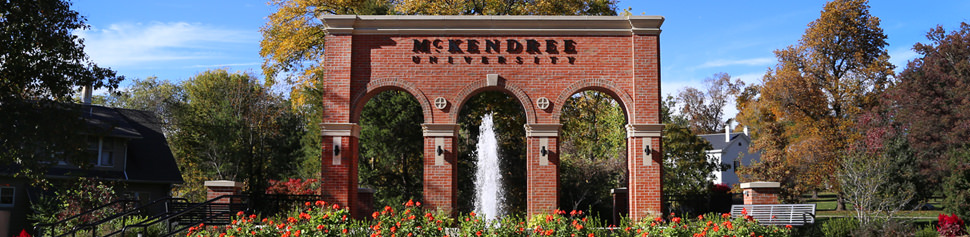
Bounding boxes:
[204,180,244,188]
[740,182,780,189]
[319,15,664,36]
[422,123,459,137]
[525,123,562,137]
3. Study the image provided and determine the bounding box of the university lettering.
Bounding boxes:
[411,39,578,65]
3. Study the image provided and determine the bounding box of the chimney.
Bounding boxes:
[81,85,93,105]
[743,126,749,136]
[725,124,731,143]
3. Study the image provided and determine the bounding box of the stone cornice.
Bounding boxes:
[626,124,664,138]
[422,123,459,137]
[319,15,664,36]
[525,123,562,137]
[321,123,361,138]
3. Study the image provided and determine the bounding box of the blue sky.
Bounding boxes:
[72,0,970,115]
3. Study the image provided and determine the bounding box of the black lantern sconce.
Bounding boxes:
[437,146,444,156]
[540,146,548,156]
[333,145,341,156]
[644,145,650,154]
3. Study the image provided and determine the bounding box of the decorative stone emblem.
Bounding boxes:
[536,97,550,110]
[434,97,448,109]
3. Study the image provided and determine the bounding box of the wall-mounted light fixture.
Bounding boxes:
[437,146,444,156]
[644,145,650,154]
[334,145,341,156]
[540,146,548,156]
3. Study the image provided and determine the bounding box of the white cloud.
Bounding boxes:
[888,47,919,71]
[75,22,255,66]
[696,57,774,69]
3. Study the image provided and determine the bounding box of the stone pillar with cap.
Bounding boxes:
[321,123,360,215]
[524,123,561,217]
[421,123,459,213]
[205,180,243,204]
[626,124,664,219]
[741,182,781,205]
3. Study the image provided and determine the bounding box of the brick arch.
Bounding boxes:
[350,78,434,124]
[552,79,635,123]
[448,79,536,124]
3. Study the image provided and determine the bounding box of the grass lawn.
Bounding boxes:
[802,192,944,222]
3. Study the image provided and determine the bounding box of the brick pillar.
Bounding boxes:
[626,124,663,220]
[741,182,780,205]
[204,180,243,203]
[321,123,360,215]
[525,124,561,217]
[421,124,459,214]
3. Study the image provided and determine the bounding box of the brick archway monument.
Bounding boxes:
[318,15,665,220]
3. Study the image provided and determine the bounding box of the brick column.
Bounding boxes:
[321,123,360,216]
[421,124,459,214]
[524,124,561,217]
[626,124,663,220]
[204,180,243,203]
[741,182,781,205]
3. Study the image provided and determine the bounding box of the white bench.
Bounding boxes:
[730,204,816,226]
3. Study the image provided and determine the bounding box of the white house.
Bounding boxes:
[698,126,760,186]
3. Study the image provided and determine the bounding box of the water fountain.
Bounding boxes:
[474,113,504,221]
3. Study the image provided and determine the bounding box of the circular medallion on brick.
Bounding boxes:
[536,97,550,110]
[434,97,448,109]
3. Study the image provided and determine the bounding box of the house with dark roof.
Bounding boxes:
[0,104,183,236]
[698,127,761,186]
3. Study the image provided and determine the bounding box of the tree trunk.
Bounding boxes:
[812,190,819,199]
[836,192,846,211]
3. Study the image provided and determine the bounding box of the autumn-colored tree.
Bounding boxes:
[736,0,893,207]
[676,72,743,134]
[891,22,970,189]
[887,22,970,218]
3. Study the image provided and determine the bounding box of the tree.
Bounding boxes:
[676,72,742,134]
[0,0,123,185]
[661,96,717,198]
[358,91,425,208]
[891,22,970,192]
[168,70,303,200]
[738,0,893,207]
[559,91,627,218]
[103,77,183,135]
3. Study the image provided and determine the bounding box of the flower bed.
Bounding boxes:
[185,200,791,237]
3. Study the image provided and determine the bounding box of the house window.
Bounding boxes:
[89,137,121,167]
[0,187,14,207]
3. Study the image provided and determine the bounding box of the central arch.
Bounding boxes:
[317,15,665,219]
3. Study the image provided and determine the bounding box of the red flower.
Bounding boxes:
[475,231,482,236]
[785,225,793,229]
[317,225,325,230]
[672,217,682,224]
[333,204,341,209]
[373,212,380,219]
[406,199,414,207]
[470,212,477,217]
[741,208,747,216]
[721,213,731,219]
[698,215,704,220]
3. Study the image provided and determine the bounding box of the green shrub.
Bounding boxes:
[914,224,939,237]
[820,218,859,237]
